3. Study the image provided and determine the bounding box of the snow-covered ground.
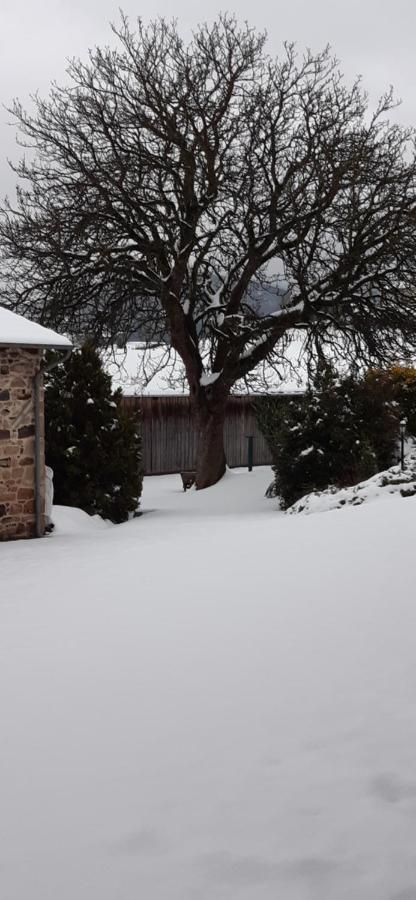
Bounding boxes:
[2,467,416,899]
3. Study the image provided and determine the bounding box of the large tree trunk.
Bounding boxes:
[195,402,227,490]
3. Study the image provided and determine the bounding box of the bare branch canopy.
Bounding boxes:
[2,14,416,485]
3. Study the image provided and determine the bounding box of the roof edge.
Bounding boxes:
[0,340,72,350]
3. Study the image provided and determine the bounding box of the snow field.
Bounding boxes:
[1,467,416,899]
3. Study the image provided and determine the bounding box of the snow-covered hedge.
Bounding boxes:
[287,451,416,515]
[256,366,416,509]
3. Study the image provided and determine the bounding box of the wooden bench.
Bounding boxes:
[180,470,196,491]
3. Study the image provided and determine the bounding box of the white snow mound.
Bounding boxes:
[52,505,111,535]
[288,451,416,515]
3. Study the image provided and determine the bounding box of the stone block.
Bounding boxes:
[0,347,45,540]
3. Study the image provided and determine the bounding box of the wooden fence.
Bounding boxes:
[121,394,294,475]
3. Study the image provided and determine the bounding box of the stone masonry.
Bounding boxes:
[0,347,45,540]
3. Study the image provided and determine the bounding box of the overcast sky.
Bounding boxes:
[1,0,415,198]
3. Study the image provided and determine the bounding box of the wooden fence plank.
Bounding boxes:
[121,394,294,475]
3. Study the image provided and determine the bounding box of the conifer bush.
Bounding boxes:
[45,345,142,523]
[256,367,408,508]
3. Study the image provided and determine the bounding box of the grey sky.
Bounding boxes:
[1,0,415,198]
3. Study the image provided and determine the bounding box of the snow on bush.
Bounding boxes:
[256,365,416,510]
[287,448,416,515]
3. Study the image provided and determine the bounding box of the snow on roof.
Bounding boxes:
[0,306,72,349]
[107,342,306,396]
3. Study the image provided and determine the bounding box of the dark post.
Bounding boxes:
[400,418,407,471]
[247,435,254,472]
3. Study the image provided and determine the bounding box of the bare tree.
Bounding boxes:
[2,15,416,487]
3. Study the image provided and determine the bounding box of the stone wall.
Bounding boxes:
[0,347,45,540]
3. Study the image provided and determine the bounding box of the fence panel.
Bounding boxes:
[121,394,292,475]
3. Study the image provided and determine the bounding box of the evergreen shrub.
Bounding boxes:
[255,365,416,508]
[45,345,142,523]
